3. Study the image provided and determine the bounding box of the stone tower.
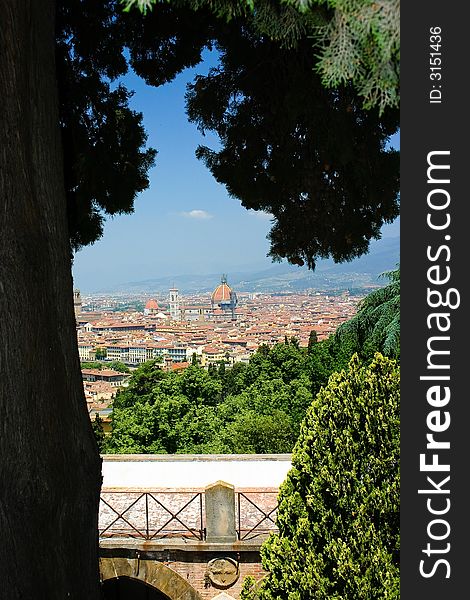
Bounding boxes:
[169,287,180,321]
[73,289,82,318]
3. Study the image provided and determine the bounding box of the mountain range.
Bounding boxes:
[93,236,399,295]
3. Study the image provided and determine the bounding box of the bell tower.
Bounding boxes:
[73,289,82,318]
[169,286,180,321]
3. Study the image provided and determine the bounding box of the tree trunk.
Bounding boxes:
[0,2,102,598]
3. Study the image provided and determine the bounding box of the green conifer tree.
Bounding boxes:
[124,0,400,113]
[246,353,400,600]
[91,414,106,452]
[307,330,318,353]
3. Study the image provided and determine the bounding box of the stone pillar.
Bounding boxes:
[205,481,237,542]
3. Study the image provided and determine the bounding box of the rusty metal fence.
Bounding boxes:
[236,491,279,540]
[99,490,279,542]
[99,491,204,540]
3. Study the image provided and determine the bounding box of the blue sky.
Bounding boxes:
[72,51,400,292]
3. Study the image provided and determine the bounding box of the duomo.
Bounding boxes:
[143,274,239,323]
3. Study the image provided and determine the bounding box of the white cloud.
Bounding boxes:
[180,209,214,220]
[247,209,274,221]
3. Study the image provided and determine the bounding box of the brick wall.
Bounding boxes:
[165,551,267,599]
[99,483,279,599]
[100,547,268,600]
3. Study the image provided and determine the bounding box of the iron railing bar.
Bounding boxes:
[247,505,278,528]
[239,510,278,540]
[237,493,279,540]
[99,493,147,538]
[238,492,277,515]
[100,492,146,519]
[238,492,241,540]
[146,493,203,540]
[100,513,146,539]
[149,528,201,541]
[99,495,143,536]
[147,492,201,519]
[200,492,204,540]
[145,493,149,538]
[238,493,278,522]
[239,521,278,540]
[99,490,279,542]
[239,528,279,541]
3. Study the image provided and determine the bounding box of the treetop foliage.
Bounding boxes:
[80,361,104,370]
[108,360,132,372]
[123,0,399,112]
[58,0,399,270]
[186,31,399,268]
[105,343,315,454]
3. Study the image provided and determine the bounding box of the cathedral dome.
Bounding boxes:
[144,299,159,312]
[211,276,232,304]
[210,275,238,320]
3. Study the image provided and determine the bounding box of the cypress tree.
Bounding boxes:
[246,353,400,600]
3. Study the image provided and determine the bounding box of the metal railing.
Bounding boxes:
[99,489,279,542]
[236,491,279,541]
[99,491,204,541]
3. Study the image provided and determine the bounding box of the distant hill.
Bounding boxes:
[95,236,399,294]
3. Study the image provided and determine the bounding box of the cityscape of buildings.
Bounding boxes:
[75,275,364,426]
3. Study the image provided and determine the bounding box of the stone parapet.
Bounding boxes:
[205,481,237,543]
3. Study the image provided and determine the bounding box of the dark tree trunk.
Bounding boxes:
[0,2,102,598]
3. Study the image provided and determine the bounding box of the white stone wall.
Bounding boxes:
[101,454,292,489]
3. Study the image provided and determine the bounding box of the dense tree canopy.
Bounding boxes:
[57,0,399,269]
[125,0,400,113]
[80,361,105,370]
[186,32,399,268]
[105,342,315,453]
[242,353,400,599]
[57,1,152,249]
[56,0,214,250]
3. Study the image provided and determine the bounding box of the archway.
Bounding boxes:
[100,557,203,600]
[102,576,169,600]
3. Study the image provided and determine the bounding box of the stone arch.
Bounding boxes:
[102,575,169,599]
[100,557,203,600]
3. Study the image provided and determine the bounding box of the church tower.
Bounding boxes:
[169,287,180,321]
[73,289,82,318]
